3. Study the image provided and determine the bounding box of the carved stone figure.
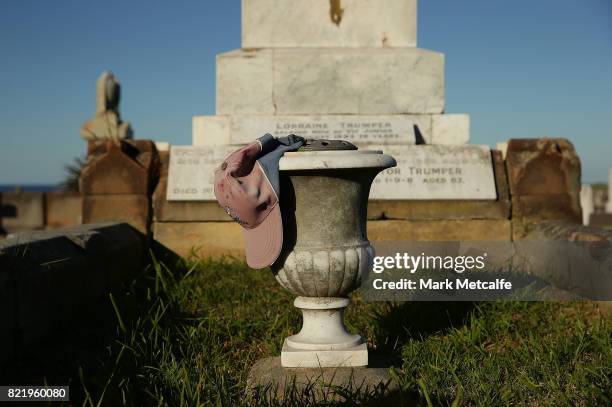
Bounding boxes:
[80,71,133,140]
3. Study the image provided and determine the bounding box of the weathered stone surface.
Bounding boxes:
[80,71,133,140]
[0,192,45,232]
[153,221,244,258]
[216,49,274,115]
[505,138,581,196]
[367,150,509,220]
[368,219,512,241]
[154,150,230,221]
[368,145,497,200]
[167,145,235,201]
[83,195,150,234]
[589,213,612,229]
[153,219,512,259]
[511,194,582,239]
[169,144,496,203]
[505,138,583,239]
[431,114,470,145]
[193,115,231,145]
[242,0,417,48]
[155,200,228,222]
[512,194,582,222]
[216,48,444,115]
[45,191,82,229]
[528,221,612,242]
[86,139,158,171]
[515,222,612,300]
[81,141,158,195]
[282,340,367,368]
[193,114,471,147]
[193,114,428,146]
[246,356,398,402]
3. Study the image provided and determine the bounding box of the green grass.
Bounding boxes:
[14,255,611,406]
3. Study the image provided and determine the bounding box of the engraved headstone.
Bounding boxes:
[168,144,497,202]
[167,146,236,201]
[81,71,133,140]
[367,145,497,200]
[194,115,423,146]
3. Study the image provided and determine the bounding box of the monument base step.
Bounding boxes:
[246,355,399,402]
[152,219,512,258]
[281,339,367,368]
[193,113,470,147]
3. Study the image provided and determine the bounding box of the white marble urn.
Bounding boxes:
[272,147,396,368]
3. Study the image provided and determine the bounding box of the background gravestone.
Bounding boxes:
[505,138,582,239]
[80,140,159,235]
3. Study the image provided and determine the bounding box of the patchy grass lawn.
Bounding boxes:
[9,256,612,406]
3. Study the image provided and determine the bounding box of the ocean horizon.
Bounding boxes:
[0,184,59,192]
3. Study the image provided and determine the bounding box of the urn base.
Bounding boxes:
[281,339,368,368]
[280,296,368,367]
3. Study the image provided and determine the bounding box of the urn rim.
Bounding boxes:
[279,149,396,171]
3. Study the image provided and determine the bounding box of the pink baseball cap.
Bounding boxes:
[213,134,304,269]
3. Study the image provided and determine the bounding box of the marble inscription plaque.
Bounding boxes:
[229,115,422,145]
[167,146,235,201]
[368,145,497,200]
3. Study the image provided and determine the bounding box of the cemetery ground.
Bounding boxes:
[3,255,610,406]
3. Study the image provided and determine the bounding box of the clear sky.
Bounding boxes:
[0,0,610,185]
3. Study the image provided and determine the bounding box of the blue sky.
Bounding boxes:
[0,0,610,184]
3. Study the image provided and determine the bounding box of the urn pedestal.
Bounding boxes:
[273,149,396,368]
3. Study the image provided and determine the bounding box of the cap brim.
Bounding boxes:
[243,204,283,269]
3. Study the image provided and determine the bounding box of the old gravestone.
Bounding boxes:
[167,144,496,201]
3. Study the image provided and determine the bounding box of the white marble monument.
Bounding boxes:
[173,0,495,204]
[192,0,470,149]
[580,184,594,226]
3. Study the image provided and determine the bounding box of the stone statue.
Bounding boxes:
[80,71,133,140]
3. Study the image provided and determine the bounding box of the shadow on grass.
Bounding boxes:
[353,300,476,358]
[0,239,478,406]
[0,244,187,401]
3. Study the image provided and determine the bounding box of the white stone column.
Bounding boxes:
[580,184,593,225]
